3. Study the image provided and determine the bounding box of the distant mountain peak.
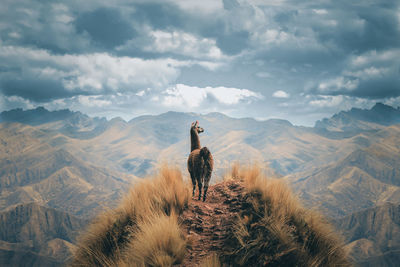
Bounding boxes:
[265,118,293,127]
[0,106,75,125]
[205,112,228,118]
[0,107,110,139]
[371,102,396,112]
[315,103,400,132]
[109,117,126,123]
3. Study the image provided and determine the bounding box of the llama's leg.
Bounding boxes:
[203,184,208,202]
[192,182,196,197]
[203,176,210,202]
[190,173,196,197]
[197,178,202,201]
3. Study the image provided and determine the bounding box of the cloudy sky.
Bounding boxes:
[0,0,399,125]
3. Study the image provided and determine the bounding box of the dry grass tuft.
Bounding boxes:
[222,164,351,267]
[70,165,190,267]
[200,254,221,267]
[226,161,241,181]
[122,212,186,266]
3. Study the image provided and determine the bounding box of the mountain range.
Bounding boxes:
[1,102,400,266]
[0,202,85,266]
[334,202,400,267]
[0,122,136,218]
[315,103,400,132]
[285,124,400,217]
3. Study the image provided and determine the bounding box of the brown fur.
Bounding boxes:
[200,147,214,200]
[187,121,214,201]
[190,123,202,152]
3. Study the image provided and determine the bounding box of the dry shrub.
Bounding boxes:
[229,161,241,180]
[69,209,129,267]
[222,164,350,267]
[70,166,190,267]
[200,254,221,267]
[123,213,186,266]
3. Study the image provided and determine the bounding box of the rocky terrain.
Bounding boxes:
[180,181,244,265]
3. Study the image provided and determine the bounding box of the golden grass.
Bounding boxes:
[122,212,186,266]
[222,164,351,267]
[70,165,190,267]
[71,163,350,266]
[200,254,221,267]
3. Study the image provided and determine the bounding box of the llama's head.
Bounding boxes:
[191,120,204,134]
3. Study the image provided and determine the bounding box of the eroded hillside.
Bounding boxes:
[0,203,86,266]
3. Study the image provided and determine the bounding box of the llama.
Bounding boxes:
[187,121,214,201]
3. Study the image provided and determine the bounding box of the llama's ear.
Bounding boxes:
[195,120,199,126]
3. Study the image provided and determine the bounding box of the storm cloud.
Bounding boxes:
[0,0,399,125]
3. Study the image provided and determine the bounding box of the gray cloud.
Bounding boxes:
[1,78,77,102]
[0,1,90,53]
[215,30,249,55]
[311,48,400,99]
[75,7,137,49]
[311,5,400,53]
[130,2,185,30]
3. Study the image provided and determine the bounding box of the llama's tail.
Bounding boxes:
[200,146,211,160]
[200,147,214,177]
[200,147,214,201]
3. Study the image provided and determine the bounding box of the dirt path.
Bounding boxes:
[179,180,244,266]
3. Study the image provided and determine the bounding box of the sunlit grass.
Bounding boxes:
[71,163,349,266]
[222,164,350,267]
[70,165,190,266]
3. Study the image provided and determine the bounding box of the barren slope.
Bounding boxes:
[334,203,400,266]
[0,203,86,266]
[0,123,136,218]
[285,125,400,218]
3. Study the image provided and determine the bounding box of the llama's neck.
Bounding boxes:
[190,128,201,151]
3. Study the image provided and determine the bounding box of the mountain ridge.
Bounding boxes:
[315,103,400,132]
[3,102,399,131]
